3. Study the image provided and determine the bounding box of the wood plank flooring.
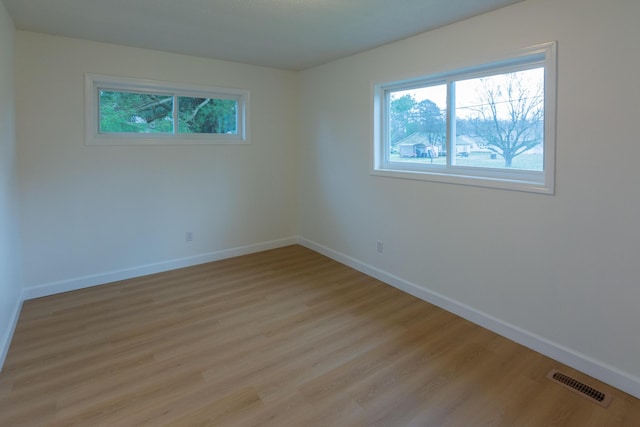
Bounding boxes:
[1,245,638,426]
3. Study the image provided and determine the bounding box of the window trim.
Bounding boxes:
[85,74,250,145]
[372,42,557,194]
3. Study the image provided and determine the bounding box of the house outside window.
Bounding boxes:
[373,42,557,194]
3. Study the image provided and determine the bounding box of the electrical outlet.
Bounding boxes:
[376,240,384,254]
[186,232,193,242]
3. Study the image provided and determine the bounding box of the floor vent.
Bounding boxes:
[546,369,613,407]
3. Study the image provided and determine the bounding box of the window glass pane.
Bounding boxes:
[99,90,173,134]
[454,67,544,171]
[388,84,447,165]
[178,97,238,135]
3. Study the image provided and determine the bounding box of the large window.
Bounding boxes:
[373,42,557,194]
[86,74,249,145]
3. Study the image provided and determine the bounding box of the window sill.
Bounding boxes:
[371,167,554,195]
[85,134,250,146]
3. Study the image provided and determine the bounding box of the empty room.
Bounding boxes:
[1,0,639,425]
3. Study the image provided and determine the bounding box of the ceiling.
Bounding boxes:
[3,0,524,70]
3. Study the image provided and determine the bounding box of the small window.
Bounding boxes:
[373,42,557,194]
[86,74,249,145]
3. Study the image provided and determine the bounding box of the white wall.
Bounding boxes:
[298,0,640,396]
[0,1,22,366]
[9,0,640,398]
[16,32,300,295]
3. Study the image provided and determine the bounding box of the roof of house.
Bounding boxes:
[396,133,430,146]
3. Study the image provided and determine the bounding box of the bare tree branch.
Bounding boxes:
[470,72,543,167]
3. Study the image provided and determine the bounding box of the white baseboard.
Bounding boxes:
[298,237,640,400]
[22,237,298,300]
[0,296,22,372]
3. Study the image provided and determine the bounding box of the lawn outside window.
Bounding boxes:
[85,74,250,145]
[373,42,557,194]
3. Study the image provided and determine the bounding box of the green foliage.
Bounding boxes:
[178,97,237,134]
[99,90,237,135]
[99,91,173,133]
[389,95,446,149]
[414,99,446,146]
[389,94,415,144]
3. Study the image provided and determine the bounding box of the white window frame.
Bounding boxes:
[373,42,557,194]
[85,74,250,145]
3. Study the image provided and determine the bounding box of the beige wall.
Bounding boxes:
[16,32,300,292]
[298,0,640,396]
[0,0,21,364]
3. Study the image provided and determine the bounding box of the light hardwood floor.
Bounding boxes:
[1,245,638,426]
